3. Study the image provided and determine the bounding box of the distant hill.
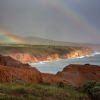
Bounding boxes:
[1,34,100,49]
[0,34,82,46]
[82,43,100,51]
[23,36,83,46]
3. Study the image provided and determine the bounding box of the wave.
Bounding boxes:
[30,62,39,65]
[86,52,100,57]
[68,52,100,60]
[93,52,100,55]
[30,61,46,66]
[79,52,100,59]
[77,56,85,58]
[39,61,45,64]
[43,60,53,63]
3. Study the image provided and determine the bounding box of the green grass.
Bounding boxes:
[0,80,89,100]
[0,45,84,56]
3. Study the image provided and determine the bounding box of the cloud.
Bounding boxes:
[0,0,100,43]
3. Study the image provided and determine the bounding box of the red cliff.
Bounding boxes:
[56,64,100,86]
[0,55,71,85]
[0,55,100,87]
[0,55,37,70]
[5,47,92,63]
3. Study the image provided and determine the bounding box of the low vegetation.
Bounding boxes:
[0,79,89,100]
[0,45,84,56]
[83,81,100,100]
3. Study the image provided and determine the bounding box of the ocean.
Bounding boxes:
[30,52,100,74]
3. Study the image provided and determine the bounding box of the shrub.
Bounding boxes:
[91,86,100,99]
[11,79,27,85]
[14,87,27,94]
[95,82,100,86]
[91,92,100,100]
[57,82,65,88]
[83,81,96,94]
[91,86,100,93]
[83,81,100,100]
[42,82,51,86]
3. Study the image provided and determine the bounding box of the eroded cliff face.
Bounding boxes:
[0,55,71,85]
[0,65,73,85]
[66,48,92,59]
[56,64,100,86]
[0,55,38,70]
[5,48,93,63]
[0,55,100,87]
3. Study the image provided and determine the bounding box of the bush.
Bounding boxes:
[91,86,100,93]
[42,82,51,86]
[57,82,65,87]
[95,82,100,86]
[92,92,100,100]
[11,79,27,85]
[83,81,100,100]
[83,81,96,94]
[14,87,27,94]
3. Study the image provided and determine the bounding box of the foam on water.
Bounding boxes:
[39,62,45,64]
[30,52,100,74]
[75,56,85,59]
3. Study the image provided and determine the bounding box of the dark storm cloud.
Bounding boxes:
[0,0,100,43]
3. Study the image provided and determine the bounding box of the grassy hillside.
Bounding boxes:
[0,45,83,56]
[0,80,88,100]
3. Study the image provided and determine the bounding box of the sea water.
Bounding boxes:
[30,52,100,74]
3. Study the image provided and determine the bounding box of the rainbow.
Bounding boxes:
[41,0,100,36]
[0,30,25,43]
[0,0,100,43]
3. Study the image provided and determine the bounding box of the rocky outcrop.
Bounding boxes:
[0,55,100,87]
[5,47,93,63]
[40,73,72,85]
[0,64,71,85]
[0,55,71,85]
[66,48,92,59]
[0,65,41,83]
[0,55,38,71]
[56,64,100,86]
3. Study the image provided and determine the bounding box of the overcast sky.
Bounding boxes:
[0,0,100,43]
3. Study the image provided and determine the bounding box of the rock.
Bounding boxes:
[41,73,72,85]
[0,55,71,85]
[0,65,42,83]
[0,54,100,87]
[0,64,71,85]
[2,47,93,63]
[0,55,38,71]
[56,64,100,86]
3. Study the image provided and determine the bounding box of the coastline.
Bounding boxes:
[30,51,100,74]
[30,51,100,64]
[0,54,100,99]
[0,46,92,63]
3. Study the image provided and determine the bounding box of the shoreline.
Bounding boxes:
[29,51,100,74]
[30,51,100,64]
[0,46,93,63]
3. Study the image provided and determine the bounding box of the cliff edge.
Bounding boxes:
[0,55,71,85]
[56,64,100,86]
[0,46,93,63]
